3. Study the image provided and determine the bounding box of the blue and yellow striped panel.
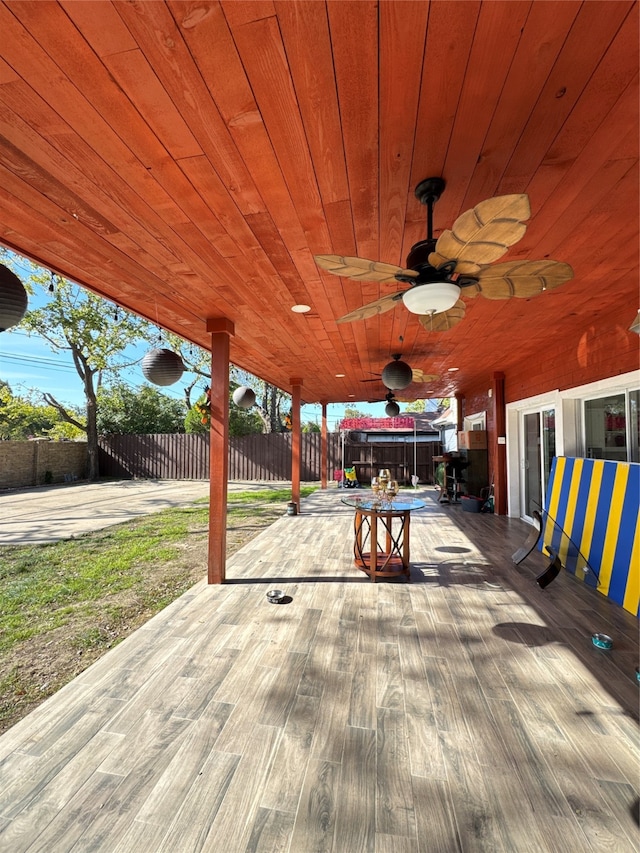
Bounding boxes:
[541,457,640,617]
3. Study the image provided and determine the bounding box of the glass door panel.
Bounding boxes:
[521,407,555,520]
[541,409,556,501]
[523,412,541,519]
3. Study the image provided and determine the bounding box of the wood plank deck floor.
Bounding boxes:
[0,488,638,852]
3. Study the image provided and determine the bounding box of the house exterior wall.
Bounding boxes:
[503,309,637,403]
[459,320,639,520]
[458,389,496,493]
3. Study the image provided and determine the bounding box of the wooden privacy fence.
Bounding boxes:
[98,433,440,484]
[98,433,341,481]
[342,440,440,487]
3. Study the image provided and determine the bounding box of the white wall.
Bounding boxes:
[505,370,639,519]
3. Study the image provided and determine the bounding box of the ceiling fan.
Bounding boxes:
[367,390,404,417]
[315,178,574,330]
[362,366,439,384]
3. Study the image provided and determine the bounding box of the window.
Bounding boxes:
[584,391,640,463]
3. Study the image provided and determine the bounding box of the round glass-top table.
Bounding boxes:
[341,494,426,582]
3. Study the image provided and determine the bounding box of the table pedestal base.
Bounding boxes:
[353,507,411,583]
[354,552,408,580]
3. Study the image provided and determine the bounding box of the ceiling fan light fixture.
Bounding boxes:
[402,282,460,315]
[381,357,413,390]
[385,400,400,417]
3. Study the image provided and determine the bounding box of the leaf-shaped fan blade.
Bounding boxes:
[336,292,405,324]
[418,300,466,332]
[429,194,531,272]
[474,260,573,300]
[411,368,440,383]
[315,254,418,284]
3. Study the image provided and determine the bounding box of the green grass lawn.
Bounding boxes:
[0,485,316,733]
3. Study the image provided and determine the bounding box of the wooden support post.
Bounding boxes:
[321,402,328,489]
[206,318,234,583]
[492,371,507,515]
[290,378,303,511]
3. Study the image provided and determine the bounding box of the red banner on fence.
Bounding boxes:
[339,416,415,431]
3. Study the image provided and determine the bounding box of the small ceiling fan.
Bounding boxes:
[362,366,439,384]
[315,178,573,331]
[367,390,404,417]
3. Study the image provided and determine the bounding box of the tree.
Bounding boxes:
[96,383,186,435]
[0,384,85,440]
[229,400,264,437]
[163,333,211,410]
[185,385,264,437]
[0,384,56,439]
[4,250,291,470]
[403,399,426,413]
[163,333,291,434]
[343,407,369,419]
[13,259,153,479]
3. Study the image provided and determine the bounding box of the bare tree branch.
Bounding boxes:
[41,393,86,431]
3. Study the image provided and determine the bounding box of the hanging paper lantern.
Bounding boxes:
[385,400,400,417]
[232,385,256,409]
[0,263,28,332]
[141,347,184,386]
[381,357,413,390]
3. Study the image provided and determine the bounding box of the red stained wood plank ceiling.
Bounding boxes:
[0,0,637,403]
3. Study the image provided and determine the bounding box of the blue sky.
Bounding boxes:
[0,252,394,430]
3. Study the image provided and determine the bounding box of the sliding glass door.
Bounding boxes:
[521,408,555,520]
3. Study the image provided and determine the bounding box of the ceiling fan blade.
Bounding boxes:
[418,300,466,332]
[411,368,440,383]
[473,260,574,300]
[315,254,418,284]
[429,194,531,274]
[336,292,404,324]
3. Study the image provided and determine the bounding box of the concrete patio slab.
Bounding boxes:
[0,479,300,546]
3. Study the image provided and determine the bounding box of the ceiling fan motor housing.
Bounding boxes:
[405,239,436,272]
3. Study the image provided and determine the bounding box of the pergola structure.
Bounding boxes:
[0,1,637,583]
